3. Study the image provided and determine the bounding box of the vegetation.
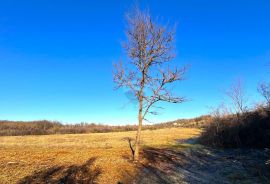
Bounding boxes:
[113,7,187,161]
[199,106,270,148]
[0,127,200,184]
[0,118,202,136]
[199,76,270,148]
[226,79,249,114]
[258,82,270,106]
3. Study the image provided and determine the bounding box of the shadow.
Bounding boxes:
[176,137,199,144]
[133,146,270,184]
[18,157,101,184]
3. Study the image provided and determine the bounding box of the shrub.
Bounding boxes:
[199,107,270,148]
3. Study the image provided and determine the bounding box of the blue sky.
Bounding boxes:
[0,0,269,124]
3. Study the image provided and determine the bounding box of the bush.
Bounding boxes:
[199,107,270,148]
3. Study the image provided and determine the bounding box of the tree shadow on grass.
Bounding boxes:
[133,146,270,184]
[18,157,101,184]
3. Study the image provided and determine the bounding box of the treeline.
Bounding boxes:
[0,118,203,136]
[0,121,138,136]
[0,113,216,136]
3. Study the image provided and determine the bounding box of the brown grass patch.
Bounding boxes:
[0,128,201,184]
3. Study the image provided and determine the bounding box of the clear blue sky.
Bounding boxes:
[0,0,269,124]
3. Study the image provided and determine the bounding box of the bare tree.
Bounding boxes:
[257,82,270,107]
[113,8,187,161]
[208,103,230,135]
[226,79,248,114]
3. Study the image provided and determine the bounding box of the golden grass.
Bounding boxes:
[0,128,201,184]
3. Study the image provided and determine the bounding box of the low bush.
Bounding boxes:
[199,107,270,148]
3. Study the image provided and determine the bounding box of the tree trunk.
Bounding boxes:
[134,94,143,161]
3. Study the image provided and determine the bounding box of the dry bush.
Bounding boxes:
[199,107,270,148]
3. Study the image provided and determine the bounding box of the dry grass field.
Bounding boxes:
[0,128,201,184]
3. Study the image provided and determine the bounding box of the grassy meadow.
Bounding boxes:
[0,128,201,184]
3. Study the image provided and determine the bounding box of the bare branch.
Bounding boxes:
[113,61,139,98]
[226,79,248,114]
[257,82,270,106]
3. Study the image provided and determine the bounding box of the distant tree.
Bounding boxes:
[257,82,270,107]
[113,8,187,161]
[226,79,248,114]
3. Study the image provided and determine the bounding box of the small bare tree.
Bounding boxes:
[208,103,230,134]
[113,8,187,161]
[257,82,270,107]
[226,79,248,114]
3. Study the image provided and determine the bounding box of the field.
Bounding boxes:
[0,128,201,184]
